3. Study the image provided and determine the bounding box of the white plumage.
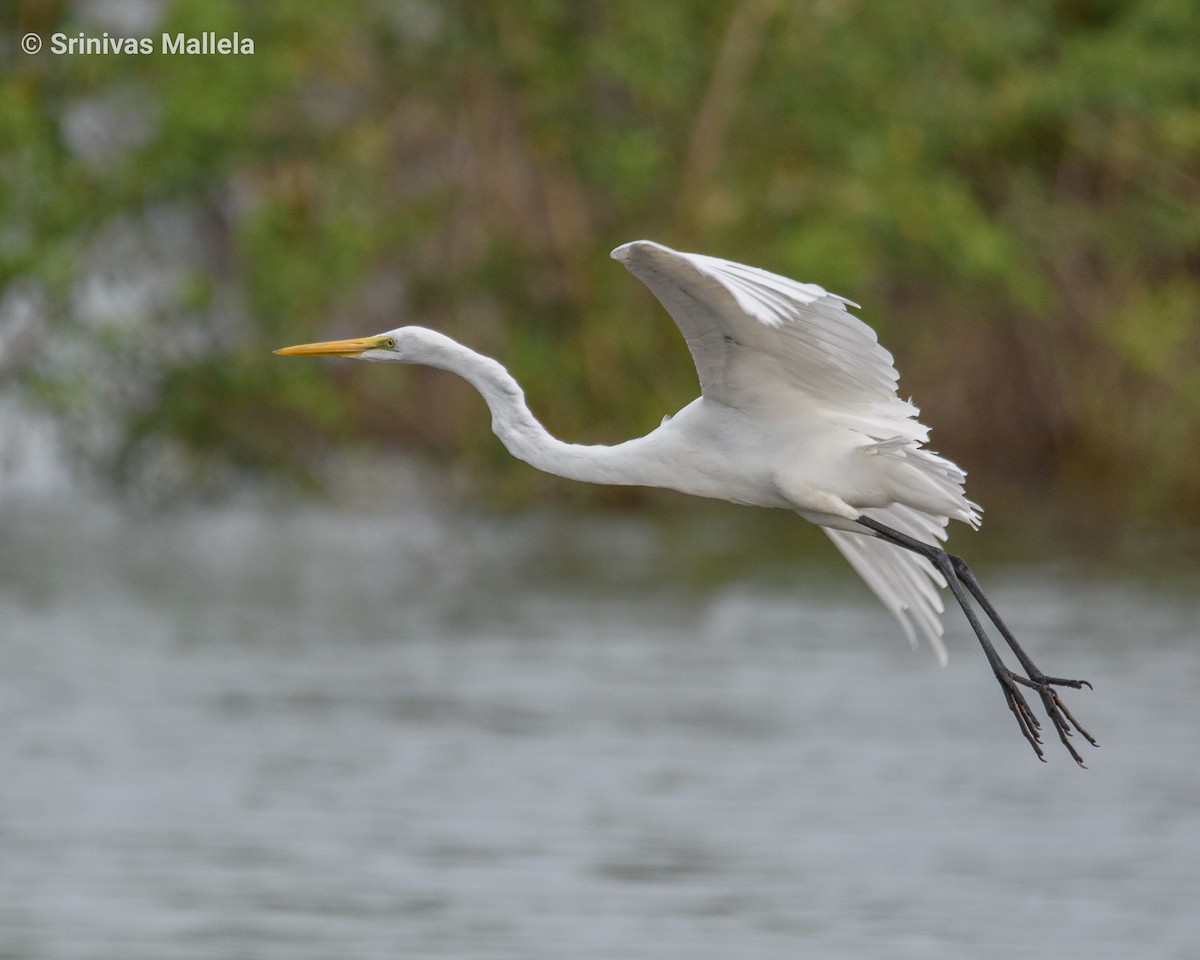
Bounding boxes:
[612,240,978,664]
[276,239,1095,764]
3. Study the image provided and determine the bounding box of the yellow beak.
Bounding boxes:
[273,336,383,357]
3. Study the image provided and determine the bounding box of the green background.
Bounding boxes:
[5,0,1199,540]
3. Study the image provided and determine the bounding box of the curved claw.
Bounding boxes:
[997,672,1045,760]
[997,669,1097,766]
[1040,676,1092,691]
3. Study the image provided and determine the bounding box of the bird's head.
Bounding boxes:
[274,326,450,364]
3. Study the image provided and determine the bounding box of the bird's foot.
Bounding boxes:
[855,516,1099,766]
[999,670,1098,767]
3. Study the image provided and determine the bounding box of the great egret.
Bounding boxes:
[276,240,1096,765]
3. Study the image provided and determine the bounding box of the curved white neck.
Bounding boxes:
[417,334,665,487]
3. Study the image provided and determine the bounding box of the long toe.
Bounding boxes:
[1040,675,1092,690]
[995,671,1046,759]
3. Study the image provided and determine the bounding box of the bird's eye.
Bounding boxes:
[380,337,397,349]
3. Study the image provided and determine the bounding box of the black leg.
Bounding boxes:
[856,516,1097,766]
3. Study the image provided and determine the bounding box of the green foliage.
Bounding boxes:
[3,0,1200,522]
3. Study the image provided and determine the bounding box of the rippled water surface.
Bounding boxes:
[2,491,1198,959]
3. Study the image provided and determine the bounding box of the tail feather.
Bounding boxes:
[863,437,983,529]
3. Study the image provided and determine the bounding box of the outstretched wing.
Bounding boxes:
[612,240,975,660]
[611,240,913,432]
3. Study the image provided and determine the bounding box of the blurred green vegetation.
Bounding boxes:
[3,0,1200,527]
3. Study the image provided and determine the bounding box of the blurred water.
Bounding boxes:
[1,489,1198,960]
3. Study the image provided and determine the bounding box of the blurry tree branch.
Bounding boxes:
[676,0,780,239]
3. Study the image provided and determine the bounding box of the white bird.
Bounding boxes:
[276,240,1095,765]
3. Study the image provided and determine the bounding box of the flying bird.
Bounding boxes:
[276,240,1096,765]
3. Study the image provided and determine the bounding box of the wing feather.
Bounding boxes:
[823,504,951,664]
[612,240,898,409]
[611,240,979,661]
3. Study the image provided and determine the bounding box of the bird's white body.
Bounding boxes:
[276,239,1097,764]
[333,241,979,663]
